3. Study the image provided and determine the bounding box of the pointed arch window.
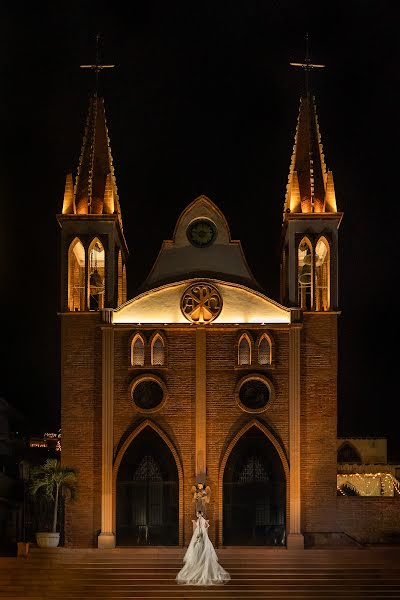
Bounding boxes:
[337,443,362,464]
[68,238,85,311]
[238,334,251,366]
[151,334,165,366]
[298,237,313,310]
[122,265,127,304]
[88,238,105,310]
[258,335,271,365]
[131,334,145,367]
[117,249,123,306]
[315,237,330,311]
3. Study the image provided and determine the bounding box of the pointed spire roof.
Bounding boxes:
[66,96,123,227]
[62,173,75,214]
[284,94,337,215]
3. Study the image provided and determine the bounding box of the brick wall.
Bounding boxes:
[300,313,339,533]
[206,327,290,544]
[113,328,196,546]
[60,313,102,547]
[337,497,400,543]
[61,312,348,548]
[111,325,291,547]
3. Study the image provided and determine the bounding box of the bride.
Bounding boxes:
[176,510,231,586]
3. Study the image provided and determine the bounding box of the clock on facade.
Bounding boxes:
[186,218,217,248]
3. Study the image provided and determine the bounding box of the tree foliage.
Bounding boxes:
[29,458,78,532]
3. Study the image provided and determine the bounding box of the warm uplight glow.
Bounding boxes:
[337,473,400,497]
[68,238,85,311]
[114,280,291,324]
[88,238,105,310]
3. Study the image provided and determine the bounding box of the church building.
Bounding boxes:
[58,82,343,550]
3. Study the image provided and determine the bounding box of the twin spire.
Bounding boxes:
[284,94,337,215]
[285,37,337,215]
[63,38,337,224]
[62,96,123,228]
[62,36,123,229]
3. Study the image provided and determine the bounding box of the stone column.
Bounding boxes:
[287,322,304,549]
[195,327,207,482]
[98,309,115,548]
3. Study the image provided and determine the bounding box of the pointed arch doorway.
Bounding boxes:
[116,426,179,546]
[222,426,286,545]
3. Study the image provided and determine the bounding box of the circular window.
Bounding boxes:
[186,218,217,248]
[236,375,274,413]
[181,282,222,323]
[130,376,167,413]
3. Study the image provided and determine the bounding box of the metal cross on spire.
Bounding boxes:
[290,33,325,96]
[80,34,115,97]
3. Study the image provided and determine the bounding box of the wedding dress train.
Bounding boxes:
[176,515,231,586]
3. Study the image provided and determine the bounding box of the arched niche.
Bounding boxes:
[257,333,273,365]
[131,333,145,367]
[315,236,330,311]
[298,236,313,310]
[237,333,252,365]
[88,237,105,310]
[117,249,123,306]
[113,420,183,546]
[218,420,289,547]
[151,333,166,366]
[337,442,362,464]
[68,238,85,311]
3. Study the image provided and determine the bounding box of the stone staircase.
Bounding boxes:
[1,547,400,599]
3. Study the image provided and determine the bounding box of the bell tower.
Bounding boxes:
[57,58,128,312]
[280,43,343,311]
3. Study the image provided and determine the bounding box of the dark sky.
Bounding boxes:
[2,2,399,459]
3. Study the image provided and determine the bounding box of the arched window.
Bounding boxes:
[337,443,362,464]
[258,335,271,365]
[315,237,330,311]
[151,335,165,366]
[122,265,127,304]
[298,237,313,310]
[68,238,85,311]
[131,334,145,367]
[117,249,123,306]
[238,334,251,365]
[88,238,105,310]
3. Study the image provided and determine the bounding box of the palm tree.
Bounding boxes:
[29,458,78,533]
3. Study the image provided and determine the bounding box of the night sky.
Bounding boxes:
[2,2,399,459]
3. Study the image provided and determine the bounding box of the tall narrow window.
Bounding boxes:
[258,335,271,365]
[122,265,127,304]
[298,237,313,310]
[131,334,145,367]
[117,249,123,306]
[88,238,105,310]
[238,334,251,365]
[68,238,85,311]
[151,335,165,366]
[315,237,330,311]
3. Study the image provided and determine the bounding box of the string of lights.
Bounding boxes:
[337,473,400,496]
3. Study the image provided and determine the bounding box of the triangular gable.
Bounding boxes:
[143,196,258,291]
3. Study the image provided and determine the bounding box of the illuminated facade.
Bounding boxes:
[58,89,399,550]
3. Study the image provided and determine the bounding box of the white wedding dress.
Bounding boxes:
[176,516,231,586]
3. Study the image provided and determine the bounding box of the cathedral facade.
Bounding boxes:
[58,90,343,549]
